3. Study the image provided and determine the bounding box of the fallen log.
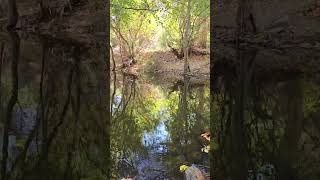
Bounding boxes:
[167,43,183,59]
[191,47,209,56]
[168,44,209,59]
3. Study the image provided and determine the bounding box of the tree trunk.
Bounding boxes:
[40,0,50,20]
[225,49,256,180]
[182,75,189,161]
[110,45,116,71]
[40,38,48,178]
[1,30,19,180]
[199,19,208,48]
[236,0,256,36]
[183,0,192,73]
[277,78,303,180]
[6,0,19,29]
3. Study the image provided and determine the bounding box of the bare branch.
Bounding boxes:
[111,3,158,12]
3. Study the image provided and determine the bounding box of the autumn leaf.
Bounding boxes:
[201,132,210,141]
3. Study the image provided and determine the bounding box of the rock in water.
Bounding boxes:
[185,165,206,180]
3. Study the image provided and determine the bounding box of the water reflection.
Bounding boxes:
[211,47,320,180]
[111,72,210,179]
[0,31,108,180]
[3,31,319,180]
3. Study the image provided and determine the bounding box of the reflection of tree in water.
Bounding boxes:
[111,70,210,179]
[0,32,109,180]
[111,72,162,178]
[211,48,320,180]
[1,30,19,180]
[164,75,210,179]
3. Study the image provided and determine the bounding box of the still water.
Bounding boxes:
[1,31,320,180]
[111,72,210,179]
[0,31,108,180]
[211,47,320,180]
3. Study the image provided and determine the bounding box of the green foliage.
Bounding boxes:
[163,85,210,177]
[110,76,167,178]
[111,0,210,57]
[111,0,158,57]
[159,0,210,50]
[18,85,39,107]
[110,73,210,178]
[304,81,320,118]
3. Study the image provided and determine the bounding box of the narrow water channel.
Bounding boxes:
[111,72,210,179]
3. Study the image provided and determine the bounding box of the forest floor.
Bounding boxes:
[112,50,210,86]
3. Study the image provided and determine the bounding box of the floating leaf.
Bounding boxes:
[180,165,189,172]
[201,145,210,153]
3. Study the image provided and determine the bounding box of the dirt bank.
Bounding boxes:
[112,50,210,87]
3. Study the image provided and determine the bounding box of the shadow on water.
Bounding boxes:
[211,46,320,180]
[0,31,108,180]
[111,71,210,179]
[2,32,319,180]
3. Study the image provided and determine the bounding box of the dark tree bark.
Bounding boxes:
[6,0,19,29]
[1,30,19,180]
[39,0,51,20]
[39,38,49,178]
[64,47,81,180]
[181,74,190,161]
[236,0,256,36]
[229,50,255,180]
[220,49,256,180]
[277,78,303,180]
